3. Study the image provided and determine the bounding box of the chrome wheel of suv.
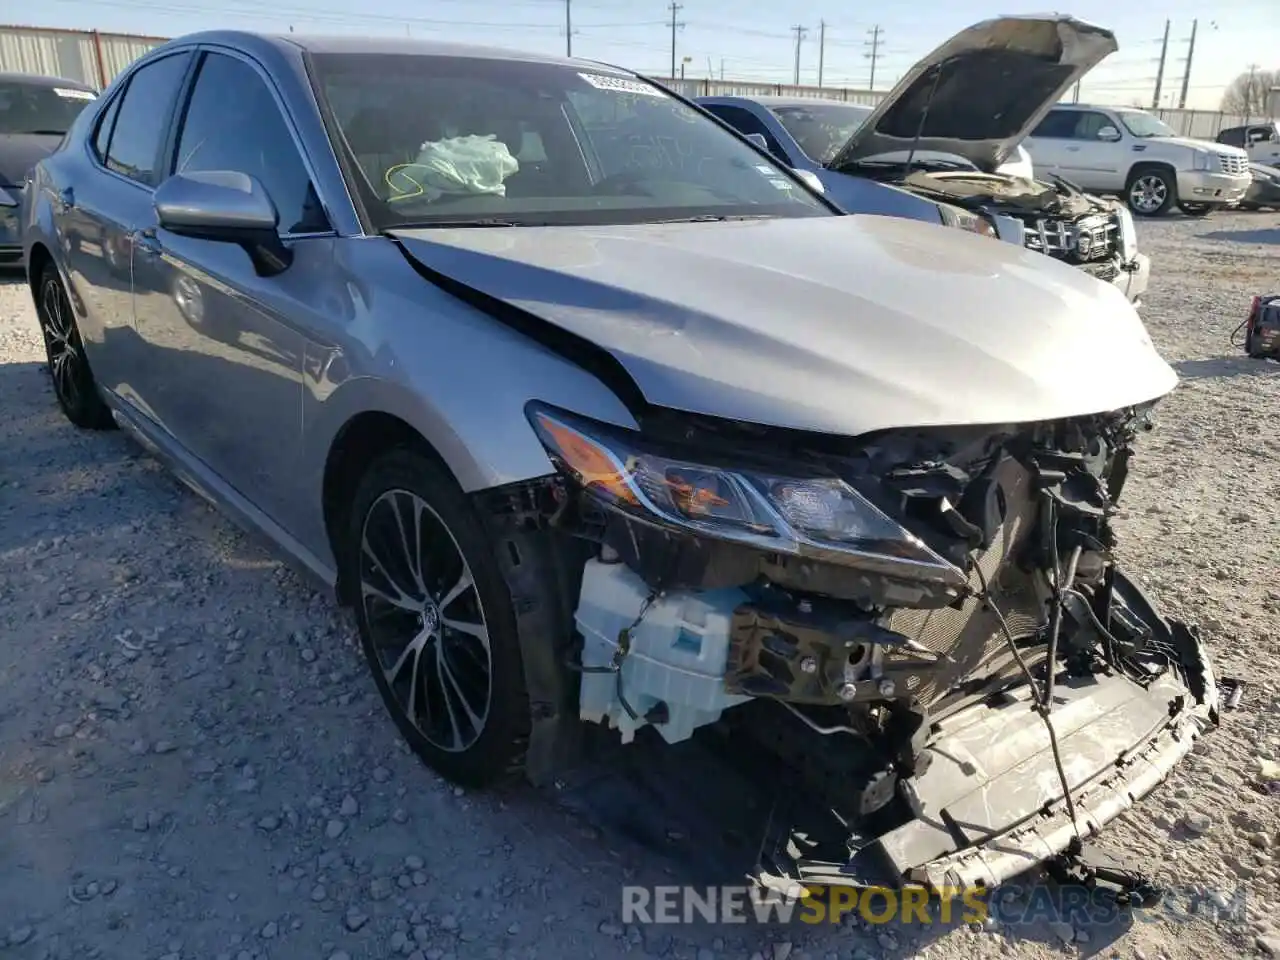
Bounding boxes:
[1127,169,1175,217]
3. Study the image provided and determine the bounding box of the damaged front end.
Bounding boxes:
[526,400,1219,890]
[899,170,1144,294]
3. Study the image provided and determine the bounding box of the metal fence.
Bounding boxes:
[0,22,1266,138]
[0,24,165,90]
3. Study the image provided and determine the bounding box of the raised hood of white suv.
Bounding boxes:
[392,215,1175,437]
[828,15,1118,174]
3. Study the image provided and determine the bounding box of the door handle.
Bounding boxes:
[58,186,75,210]
[132,228,161,257]
[1066,146,1080,152]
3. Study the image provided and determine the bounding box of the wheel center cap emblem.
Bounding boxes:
[420,602,440,634]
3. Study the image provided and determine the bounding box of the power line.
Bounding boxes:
[1177,18,1201,108]
[668,2,684,80]
[1151,19,1170,109]
[864,24,883,91]
[791,24,807,86]
[817,19,826,89]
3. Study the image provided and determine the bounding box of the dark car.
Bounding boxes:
[0,71,98,267]
[1240,162,1280,211]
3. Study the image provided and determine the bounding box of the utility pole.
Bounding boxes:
[564,0,572,57]
[1244,63,1258,123]
[791,25,807,86]
[1151,19,1170,109]
[817,20,826,89]
[1072,81,1081,103]
[865,25,883,91]
[1177,19,1197,108]
[668,2,684,80]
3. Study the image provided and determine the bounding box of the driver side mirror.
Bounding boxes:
[1096,125,1122,142]
[154,170,292,277]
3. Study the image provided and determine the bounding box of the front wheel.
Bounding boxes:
[343,447,531,787]
[1126,168,1176,217]
[36,263,115,430]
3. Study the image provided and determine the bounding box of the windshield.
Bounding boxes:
[310,53,828,228]
[0,80,95,135]
[1115,110,1176,139]
[768,102,872,165]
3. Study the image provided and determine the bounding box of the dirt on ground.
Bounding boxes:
[1,212,1278,960]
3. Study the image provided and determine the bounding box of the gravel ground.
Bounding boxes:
[1,212,1279,960]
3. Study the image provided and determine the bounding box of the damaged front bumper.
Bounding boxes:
[867,634,1218,890]
[527,403,1218,890]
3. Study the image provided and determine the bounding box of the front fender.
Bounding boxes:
[296,239,640,564]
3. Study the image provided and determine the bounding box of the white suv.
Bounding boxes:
[1024,104,1251,217]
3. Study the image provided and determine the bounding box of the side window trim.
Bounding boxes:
[171,44,340,239]
[91,88,124,162]
[87,49,197,191]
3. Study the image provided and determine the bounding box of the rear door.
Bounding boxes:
[55,51,193,412]
[128,47,336,532]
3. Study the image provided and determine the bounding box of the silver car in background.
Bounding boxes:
[23,32,1218,893]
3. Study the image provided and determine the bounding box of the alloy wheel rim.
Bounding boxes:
[358,489,492,753]
[40,279,82,411]
[1130,176,1167,213]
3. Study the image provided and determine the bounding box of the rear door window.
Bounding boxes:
[1029,110,1078,139]
[103,52,192,185]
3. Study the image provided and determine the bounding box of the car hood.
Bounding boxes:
[1147,134,1248,157]
[390,215,1175,437]
[0,134,63,187]
[828,15,1117,175]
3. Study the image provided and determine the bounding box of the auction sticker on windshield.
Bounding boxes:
[54,88,95,100]
[577,73,664,97]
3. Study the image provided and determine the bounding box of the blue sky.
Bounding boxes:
[25,0,1279,110]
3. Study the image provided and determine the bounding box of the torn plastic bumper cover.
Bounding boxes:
[866,627,1219,890]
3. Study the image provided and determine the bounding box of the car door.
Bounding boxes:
[55,51,193,412]
[1023,109,1079,179]
[1060,110,1126,190]
[129,47,337,534]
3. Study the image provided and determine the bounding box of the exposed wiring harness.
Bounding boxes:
[972,493,1087,849]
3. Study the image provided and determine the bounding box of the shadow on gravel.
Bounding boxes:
[1199,227,1280,245]
[1174,355,1278,379]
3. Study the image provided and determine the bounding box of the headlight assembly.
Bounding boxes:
[1114,204,1137,262]
[527,404,965,588]
[1191,148,1213,171]
[937,203,999,240]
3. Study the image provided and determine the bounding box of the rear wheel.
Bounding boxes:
[36,263,115,430]
[1126,167,1176,217]
[343,448,531,787]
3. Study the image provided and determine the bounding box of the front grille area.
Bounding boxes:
[1217,152,1249,176]
[883,458,1045,706]
[1022,212,1118,263]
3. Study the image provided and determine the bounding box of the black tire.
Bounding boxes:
[1125,166,1177,217]
[343,447,530,787]
[1177,202,1213,217]
[35,263,115,430]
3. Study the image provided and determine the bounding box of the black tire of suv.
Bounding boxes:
[1125,166,1177,217]
[36,262,116,430]
[343,446,532,788]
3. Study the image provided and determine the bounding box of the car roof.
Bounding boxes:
[163,29,605,69]
[0,70,96,90]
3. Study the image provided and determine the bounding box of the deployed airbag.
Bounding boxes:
[388,134,519,203]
